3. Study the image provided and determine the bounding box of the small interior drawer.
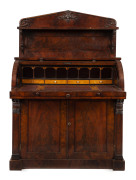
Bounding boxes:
[90,80,112,84]
[45,80,67,84]
[22,79,44,84]
[68,80,90,84]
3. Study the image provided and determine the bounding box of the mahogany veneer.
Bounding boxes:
[10,11,126,170]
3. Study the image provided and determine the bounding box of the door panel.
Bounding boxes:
[21,100,67,159]
[74,101,107,152]
[68,100,114,159]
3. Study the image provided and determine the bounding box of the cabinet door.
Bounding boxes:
[21,100,67,159]
[68,100,114,159]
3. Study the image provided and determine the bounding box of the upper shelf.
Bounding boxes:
[18,10,118,30]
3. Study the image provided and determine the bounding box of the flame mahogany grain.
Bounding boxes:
[10,11,126,170]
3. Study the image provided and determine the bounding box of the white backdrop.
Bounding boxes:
[0,0,135,179]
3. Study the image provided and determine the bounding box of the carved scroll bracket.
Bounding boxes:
[12,99,21,114]
[115,100,124,114]
[20,18,31,27]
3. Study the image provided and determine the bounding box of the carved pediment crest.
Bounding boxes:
[58,11,78,22]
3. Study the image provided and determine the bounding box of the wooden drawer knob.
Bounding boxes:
[66,94,70,98]
[35,91,40,96]
[96,92,101,96]
[68,122,71,126]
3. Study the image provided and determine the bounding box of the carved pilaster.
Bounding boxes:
[114,99,124,162]
[11,99,21,161]
[115,99,123,114]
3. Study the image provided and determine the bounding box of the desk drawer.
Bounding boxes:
[68,80,90,84]
[22,79,44,84]
[90,80,112,84]
[45,80,67,84]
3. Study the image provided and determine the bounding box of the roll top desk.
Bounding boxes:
[10,11,126,170]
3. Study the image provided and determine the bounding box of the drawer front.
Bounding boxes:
[68,80,90,84]
[22,79,112,85]
[90,80,112,84]
[22,79,44,84]
[33,79,44,84]
[45,80,67,84]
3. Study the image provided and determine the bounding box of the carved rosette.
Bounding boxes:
[13,99,21,114]
[58,11,78,22]
[20,18,31,27]
[115,100,124,114]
